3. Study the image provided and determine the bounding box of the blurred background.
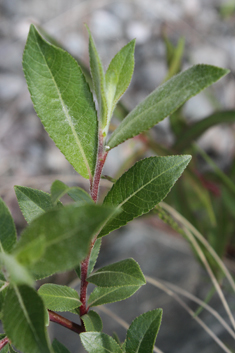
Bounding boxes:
[0,0,235,352]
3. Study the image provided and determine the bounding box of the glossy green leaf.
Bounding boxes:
[0,197,16,252]
[14,204,117,279]
[14,186,54,223]
[80,332,122,353]
[174,110,235,151]
[88,285,141,307]
[81,310,103,332]
[104,39,135,136]
[125,309,162,353]
[23,24,98,180]
[107,65,229,149]
[2,285,52,353]
[50,180,93,205]
[86,25,107,129]
[99,155,191,237]
[52,339,71,353]
[38,283,81,311]
[87,238,102,277]
[0,252,34,286]
[87,258,145,287]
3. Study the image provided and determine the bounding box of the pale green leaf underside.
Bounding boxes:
[126,309,163,353]
[80,332,122,353]
[88,285,141,307]
[0,197,16,253]
[14,204,116,279]
[99,155,191,237]
[107,64,229,149]
[87,26,107,129]
[81,310,103,332]
[23,25,98,179]
[52,339,71,353]
[38,283,81,311]
[2,285,52,353]
[87,258,145,287]
[50,180,93,205]
[14,186,54,223]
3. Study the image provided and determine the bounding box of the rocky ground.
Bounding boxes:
[0,0,235,352]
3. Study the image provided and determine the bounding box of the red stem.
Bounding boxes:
[0,337,10,350]
[48,310,84,335]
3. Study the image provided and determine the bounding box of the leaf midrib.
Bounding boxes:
[34,33,91,179]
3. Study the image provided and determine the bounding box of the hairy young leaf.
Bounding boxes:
[88,285,141,307]
[51,180,93,205]
[80,332,122,353]
[2,285,52,353]
[107,65,229,149]
[14,204,117,279]
[23,25,98,180]
[104,39,135,136]
[87,238,102,277]
[14,186,55,223]
[86,26,107,129]
[38,284,81,312]
[87,258,145,287]
[99,155,191,237]
[0,197,16,252]
[125,309,162,353]
[52,339,71,353]
[0,252,33,286]
[81,310,103,332]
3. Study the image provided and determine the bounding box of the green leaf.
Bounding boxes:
[88,238,102,277]
[104,39,135,136]
[174,110,235,151]
[88,285,141,307]
[14,186,54,223]
[0,197,16,252]
[87,258,145,287]
[23,24,98,180]
[52,339,71,353]
[0,252,34,286]
[80,332,122,353]
[38,283,81,311]
[107,65,229,149]
[0,280,8,314]
[99,155,191,237]
[125,309,163,353]
[9,346,17,353]
[2,285,52,353]
[50,180,93,205]
[14,204,117,279]
[86,25,107,129]
[81,310,103,332]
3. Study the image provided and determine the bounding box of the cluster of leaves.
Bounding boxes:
[0,24,229,353]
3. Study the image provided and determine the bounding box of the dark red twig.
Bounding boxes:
[48,310,84,335]
[0,336,10,350]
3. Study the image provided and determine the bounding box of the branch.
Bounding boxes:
[0,336,10,350]
[48,310,84,335]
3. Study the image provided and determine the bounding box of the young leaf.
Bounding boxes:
[104,39,135,136]
[80,332,122,353]
[14,204,117,279]
[86,25,107,129]
[52,339,71,353]
[125,309,163,353]
[50,180,93,205]
[107,65,229,149]
[87,258,145,287]
[0,252,34,286]
[14,186,55,223]
[0,197,16,252]
[2,285,52,353]
[9,346,18,353]
[38,283,81,312]
[88,285,141,307]
[99,155,191,237]
[0,280,8,314]
[87,238,102,277]
[23,24,98,180]
[81,310,103,332]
